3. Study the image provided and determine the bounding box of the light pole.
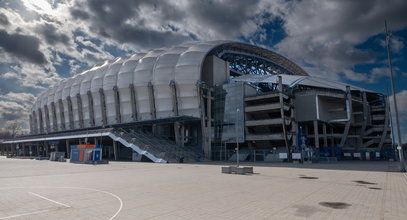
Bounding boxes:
[236,108,240,167]
[385,20,405,172]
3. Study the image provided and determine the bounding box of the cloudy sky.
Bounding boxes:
[0,0,406,141]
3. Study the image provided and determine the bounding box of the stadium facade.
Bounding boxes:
[0,41,393,162]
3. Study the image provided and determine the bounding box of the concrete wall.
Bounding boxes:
[295,94,317,122]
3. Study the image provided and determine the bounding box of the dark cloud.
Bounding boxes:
[36,23,70,45]
[0,13,10,26]
[186,0,261,37]
[0,29,47,64]
[70,8,90,20]
[69,0,194,49]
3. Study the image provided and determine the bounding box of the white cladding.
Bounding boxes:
[31,40,305,133]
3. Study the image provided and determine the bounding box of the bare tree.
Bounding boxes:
[5,121,23,138]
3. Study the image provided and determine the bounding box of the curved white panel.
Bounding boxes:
[133,48,166,120]
[103,57,127,125]
[117,53,145,123]
[53,79,67,130]
[153,46,189,118]
[90,61,111,126]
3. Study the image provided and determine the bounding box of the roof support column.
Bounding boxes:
[113,86,121,124]
[44,105,50,133]
[51,102,57,131]
[378,98,390,149]
[58,99,65,130]
[99,88,107,126]
[67,96,74,130]
[129,84,138,121]
[38,108,44,134]
[278,76,290,158]
[148,82,156,120]
[76,94,84,129]
[340,86,352,147]
[198,82,209,159]
[87,91,95,127]
[29,114,33,134]
[170,80,179,116]
[323,123,328,147]
[313,120,320,155]
[113,140,118,161]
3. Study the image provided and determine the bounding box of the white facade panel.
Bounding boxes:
[153,46,188,118]
[117,53,145,123]
[103,58,126,125]
[90,61,111,126]
[53,80,67,130]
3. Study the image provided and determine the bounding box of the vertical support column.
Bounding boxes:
[323,123,328,147]
[206,87,212,158]
[180,124,185,148]
[44,105,50,133]
[170,80,179,116]
[51,102,57,131]
[29,114,33,134]
[198,82,209,159]
[378,98,390,149]
[278,76,290,157]
[33,111,38,134]
[148,82,156,120]
[67,96,74,130]
[43,141,47,157]
[38,108,44,133]
[359,92,368,150]
[58,99,65,130]
[99,88,107,126]
[77,94,84,128]
[340,86,352,147]
[87,91,95,127]
[174,122,181,146]
[113,86,121,124]
[129,84,138,121]
[113,140,118,160]
[313,120,319,154]
[65,139,70,158]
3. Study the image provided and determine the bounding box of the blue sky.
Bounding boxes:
[0,0,406,142]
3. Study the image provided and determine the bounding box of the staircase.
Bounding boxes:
[111,128,201,163]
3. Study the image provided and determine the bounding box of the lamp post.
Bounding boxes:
[236,108,240,167]
[385,20,405,172]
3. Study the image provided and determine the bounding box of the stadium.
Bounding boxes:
[0,41,393,163]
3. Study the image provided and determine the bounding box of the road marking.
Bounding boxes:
[0,209,51,219]
[28,192,71,208]
[0,186,123,220]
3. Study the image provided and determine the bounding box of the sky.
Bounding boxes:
[0,0,406,142]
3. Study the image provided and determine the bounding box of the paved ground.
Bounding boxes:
[0,157,406,220]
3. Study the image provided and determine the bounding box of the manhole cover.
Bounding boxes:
[353,180,377,185]
[319,202,351,209]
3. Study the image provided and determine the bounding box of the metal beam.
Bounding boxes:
[313,120,319,151]
[66,96,74,130]
[379,98,390,149]
[148,82,156,119]
[129,84,138,121]
[51,102,57,131]
[99,88,107,126]
[76,94,84,128]
[113,86,121,124]
[339,86,352,147]
[87,91,95,127]
[58,99,65,130]
[278,76,290,157]
[170,80,179,116]
[44,105,50,133]
[38,108,44,133]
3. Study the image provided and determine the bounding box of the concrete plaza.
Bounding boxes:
[0,157,406,220]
